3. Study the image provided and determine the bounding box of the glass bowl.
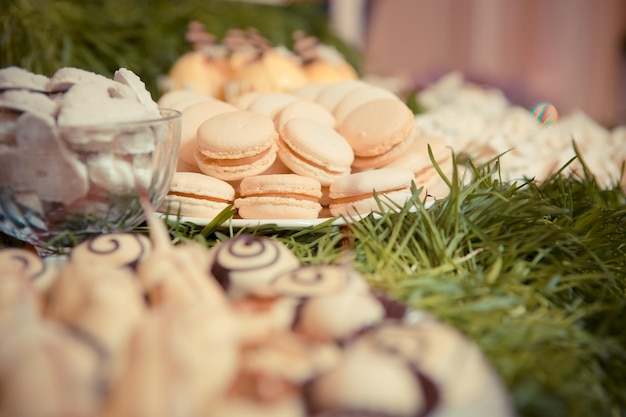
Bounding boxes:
[0,108,181,254]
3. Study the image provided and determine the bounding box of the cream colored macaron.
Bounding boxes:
[246,92,299,118]
[159,171,235,218]
[235,174,322,219]
[332,85,397,124]
[273,99,336,130]
[328,167,415,217]
[337,98,416,170]
[277,118,353,186]
[383,135,454,200]
[314,79,368,112]
[178,98,238,171]
[195,110,278,181]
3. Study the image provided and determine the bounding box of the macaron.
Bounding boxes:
[178,98,238,171]
[246,92,299,118]
[328,167,415,217]
[273,99,336,129]
[159,171,235,218]
[156,89,210,109]
[195,110,278,181]
[234,174,322,219]
[290,82,329,101]
[277,118,353,186]
[314,79,368,112]
[332,86,397,124]
[383,135,454,200]
[337,98,416,170]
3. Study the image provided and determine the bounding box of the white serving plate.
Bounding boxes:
[159,214,348,228]
[158,200,433,229]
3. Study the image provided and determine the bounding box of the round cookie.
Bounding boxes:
[246,92,299,118]
[290,82,329,101]
[383,135,454,200]
[195,110,278,181]
[156,89,210,109]
[314,79,368,112]
[332,85,397,124]
[273,99,336,129]
[159,171,235,218]
[278,118,353,186]
[329,167,415,217]
[235,174,322,219]
[337,98,416,170]
[178,98,238,170]
[207,234,301,299]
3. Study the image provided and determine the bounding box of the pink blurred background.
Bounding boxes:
[330,0,626,126]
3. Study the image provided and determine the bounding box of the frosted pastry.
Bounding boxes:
[271,264,383,341]
[136,199,229,309]
[68,232,153,271]
[306,318,514,417]
[292,31,358,83]
[207,234,301,298]
[0,247,58,291]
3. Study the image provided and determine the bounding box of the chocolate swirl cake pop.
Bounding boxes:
[68,232,152,271]
[269,264,370,298]
[268,264,384,341]
[0,247,57,291]
[347,320,515,417]
[208,234,301,298]
[305,339,435,417]
[135,197,229,309]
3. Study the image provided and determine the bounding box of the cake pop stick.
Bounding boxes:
[136,195,229,310]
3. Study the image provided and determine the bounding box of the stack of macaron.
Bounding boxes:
[0,213,515,417]
[158,79,454,220]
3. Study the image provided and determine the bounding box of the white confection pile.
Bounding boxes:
[415,72,626,189]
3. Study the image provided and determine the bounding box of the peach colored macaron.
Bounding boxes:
[177,98,238,172]
[195,110,278,181]
[159,171,235,218]
[235,174,323,219]
[314,79,368,112]
[337,98,416,170]
[328,167,415,217]
[332,86,397,124]
[383,135,454,200]
[273,99,336,129]
[277,118,353,186]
